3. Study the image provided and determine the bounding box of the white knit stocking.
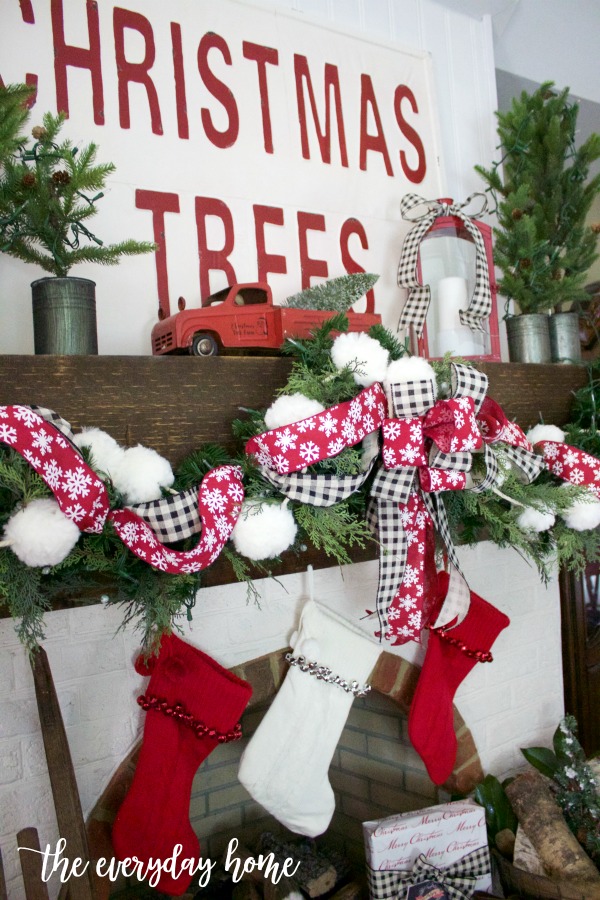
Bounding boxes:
[238,599,382,837]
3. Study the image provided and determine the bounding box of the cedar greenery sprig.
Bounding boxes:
[442,466,600,582]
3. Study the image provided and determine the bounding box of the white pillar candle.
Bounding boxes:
[437,276,468,330]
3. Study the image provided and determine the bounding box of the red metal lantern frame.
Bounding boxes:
[414,203,501,362]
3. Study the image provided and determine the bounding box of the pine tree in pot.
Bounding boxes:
[476,81,600,363]
[0,85,155,354]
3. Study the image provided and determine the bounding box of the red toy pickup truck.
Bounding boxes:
[151,283,381,356]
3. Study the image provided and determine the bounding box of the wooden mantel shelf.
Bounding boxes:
[0,355,589,603]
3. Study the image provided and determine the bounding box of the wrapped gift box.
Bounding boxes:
[363,799,492,898]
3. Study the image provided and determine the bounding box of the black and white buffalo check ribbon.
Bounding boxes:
[397,193,493,336]
[367,845,491,900]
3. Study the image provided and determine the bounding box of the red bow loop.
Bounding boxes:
[419,467,468,493]
[423,396,482,454]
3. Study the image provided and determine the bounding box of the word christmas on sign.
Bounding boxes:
[11,0,427,180]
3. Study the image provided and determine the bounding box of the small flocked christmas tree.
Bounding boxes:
[284,272,379,311]
[0,90,154,277]
[476,81,600,316]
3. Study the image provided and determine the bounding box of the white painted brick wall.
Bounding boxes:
[0,543,563,899]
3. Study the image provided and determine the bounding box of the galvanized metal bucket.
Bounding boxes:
[32,277,98,355]
[505,313,551,363]
[549,311,582,364]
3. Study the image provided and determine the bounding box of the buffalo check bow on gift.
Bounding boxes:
[246,364,544,644]
[0,405,243,574]
[367,845,491,900]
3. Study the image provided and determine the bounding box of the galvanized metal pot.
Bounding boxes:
[505,313,551,363]
[549,311,582,364]
[31,277,98,355]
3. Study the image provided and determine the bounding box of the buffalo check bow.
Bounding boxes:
[0,405,243,575]
[397,193,493,336]
[368,363,489,641]
[367,845,491,900]
[246,364,544,645]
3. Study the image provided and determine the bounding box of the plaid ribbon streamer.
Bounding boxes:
[397,193,493,336]
[0,405,243,575]
[129,487,202,542]
[30,405,78,443]
[369,363,486,637]
[261,462,376,508]
[367,845,491,900]
[110,465,243,574]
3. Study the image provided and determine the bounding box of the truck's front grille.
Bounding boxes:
[153,331,174,353]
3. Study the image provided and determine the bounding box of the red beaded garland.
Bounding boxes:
[427,627,493,662]
[137,694,243,742]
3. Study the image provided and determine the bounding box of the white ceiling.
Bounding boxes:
[430,0,519,21]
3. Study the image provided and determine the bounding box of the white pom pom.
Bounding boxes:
[331,332,389,387]
[526,424,565,445]
[111,445,174,504]
[560,488,600,531]
[74,427,125,476]
[517,505,556,533]
[4,498,80,567]
[385,356,437,390]
[232,500,297,560]
[264,394,325,430]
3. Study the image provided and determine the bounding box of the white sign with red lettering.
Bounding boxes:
[0,0,443,353]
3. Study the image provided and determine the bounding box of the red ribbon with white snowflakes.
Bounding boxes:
[535,440,600,495]
[0,405,243,575]
[245,383,387,474]
[110,466,244,574]
[0,404,110,533]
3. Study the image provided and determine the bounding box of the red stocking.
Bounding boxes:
[112,634,252,895]
[408,571,509,785]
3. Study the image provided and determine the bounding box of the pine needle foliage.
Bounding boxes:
[284,273,379,311]
[0,105,155,276]
[368,323,408,361]
[564,360,600,457]
[0,82,34,168]
[475,81,600,316]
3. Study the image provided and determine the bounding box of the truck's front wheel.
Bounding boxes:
[191,333,218,357]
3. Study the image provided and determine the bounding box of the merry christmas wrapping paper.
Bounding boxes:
[363,799,492,898]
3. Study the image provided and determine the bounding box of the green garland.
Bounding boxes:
[2,315,600,653]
